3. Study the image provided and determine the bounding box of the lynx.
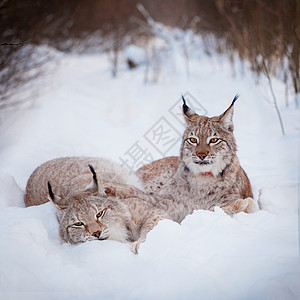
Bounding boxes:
[25,157,169,253]
[25,157,143,207]
[133,95,259,222]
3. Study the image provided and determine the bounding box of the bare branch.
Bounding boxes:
[262,58,285,135]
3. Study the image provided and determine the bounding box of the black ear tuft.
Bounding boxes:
[231,94,239,106]
[182,95,189,115]
[48,181,54,201]
[88,164,97,184]
[219,94,239,132]
[182,95,198,124]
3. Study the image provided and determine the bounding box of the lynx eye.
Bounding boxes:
[74,222,84,227]
[96,209,106,219]
[209,138,219,144]
[188,137,198,144]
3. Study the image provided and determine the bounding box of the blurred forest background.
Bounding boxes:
[1,0,299,110]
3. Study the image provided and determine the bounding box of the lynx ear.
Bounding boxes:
[182,95,198,124]
[219,95,239,132]
[47,182,66,210]
[86,164,106,196]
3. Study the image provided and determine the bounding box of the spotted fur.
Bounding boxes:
[25,157,169,253]
[136,96,259,222]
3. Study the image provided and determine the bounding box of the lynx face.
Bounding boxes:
[180,96,238,177]
[56,193,130,244]
[48,165,131,245]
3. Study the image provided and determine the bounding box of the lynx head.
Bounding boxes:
[180,95,238,177]
[48,165,130,245]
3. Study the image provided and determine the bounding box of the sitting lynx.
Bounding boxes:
[134,95,259,221]
[25,158,169,253]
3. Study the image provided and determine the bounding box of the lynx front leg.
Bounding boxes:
[221,197,259,216]
[244,198,259,213]
[104,182,146,199]
[131,238,146,254]
[131,210,169,254]
[103,182,162,209]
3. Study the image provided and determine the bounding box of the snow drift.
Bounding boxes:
[0,37,299,299]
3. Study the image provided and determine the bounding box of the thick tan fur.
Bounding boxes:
[25,157,169,253]
[25,157,143,207]
[134,97,259,221]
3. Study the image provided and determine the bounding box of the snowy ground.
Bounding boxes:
[0,40,299,300]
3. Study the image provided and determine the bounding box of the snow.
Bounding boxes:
[0,32,299,299]
[125,45,146,65]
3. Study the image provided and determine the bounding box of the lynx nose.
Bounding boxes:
[92,230,101,238]
[196,151,208,160]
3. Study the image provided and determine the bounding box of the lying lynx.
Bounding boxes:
[25,157,143,207]
[134,95,259,221]
[25,158,168,253]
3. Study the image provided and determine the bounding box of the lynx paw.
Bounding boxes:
[244,198,259,213]
[222,197,259,216]
[131,238,145,254]
[131,241,141,254]
[222,199,249,216]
